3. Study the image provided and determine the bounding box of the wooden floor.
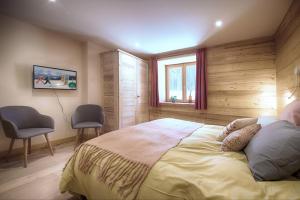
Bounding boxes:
[0,142,78,200]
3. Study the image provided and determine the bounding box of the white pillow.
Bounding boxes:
[257,116,278,127]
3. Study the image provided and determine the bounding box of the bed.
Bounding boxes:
[60,118,300,200]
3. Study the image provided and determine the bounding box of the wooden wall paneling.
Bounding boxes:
[149,37,277,125]
[207,39,275,65]
[276,27,300,72]
[207,60,275,74]
[275,0,300,113]
[275,0,300,51]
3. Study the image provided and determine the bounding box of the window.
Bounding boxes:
[165,62,196,102]
[158,54,196,103]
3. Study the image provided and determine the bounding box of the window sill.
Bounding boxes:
[160,102,194,106]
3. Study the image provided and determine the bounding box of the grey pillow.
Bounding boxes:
[244,120,300,181]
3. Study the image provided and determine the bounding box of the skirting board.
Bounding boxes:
[0,136,76,159]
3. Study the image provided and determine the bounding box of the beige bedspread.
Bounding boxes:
[60,118,201,200]
[60,120,300,200]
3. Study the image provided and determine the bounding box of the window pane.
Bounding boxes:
[186,64,196,101]
[168,67,182,100]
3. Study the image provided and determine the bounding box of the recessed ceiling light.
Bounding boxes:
[215,20,223,27]
[49,0,56,2]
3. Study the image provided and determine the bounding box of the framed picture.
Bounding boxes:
[32,65,77,90]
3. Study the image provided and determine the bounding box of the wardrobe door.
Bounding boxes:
[135,60,149,124]
[118,51,137,128]
[101,51,119,132]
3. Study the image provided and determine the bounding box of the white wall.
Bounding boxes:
[85,42,108,105]
[0,14,108,152]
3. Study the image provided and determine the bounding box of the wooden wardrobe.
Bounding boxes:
[101,49,149,132]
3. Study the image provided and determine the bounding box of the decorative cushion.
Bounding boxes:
[244,120,300,181]
[257,116,278,127]
[221,124,261,152]
[217,118,258,142]
[280,100,300,126]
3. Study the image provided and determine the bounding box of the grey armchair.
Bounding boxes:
[71,104,104,146]
[0,106,55,167]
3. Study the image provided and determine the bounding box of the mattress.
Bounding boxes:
[60,122,300,200]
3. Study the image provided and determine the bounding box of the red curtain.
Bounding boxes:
[150,57,160,107]
[195,48,207,110]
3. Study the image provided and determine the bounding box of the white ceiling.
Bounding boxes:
[0,0,292,56]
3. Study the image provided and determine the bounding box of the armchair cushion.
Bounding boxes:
[17,128,54,139]
[73,122,102,129]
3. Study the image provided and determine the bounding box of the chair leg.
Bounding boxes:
[75,129,81,148]
[23,139,28,168]
[94,128,98,137]
[44,134,54,156]
[81,128,85,142]
[6,138,15,161]
[28,138,31,154]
